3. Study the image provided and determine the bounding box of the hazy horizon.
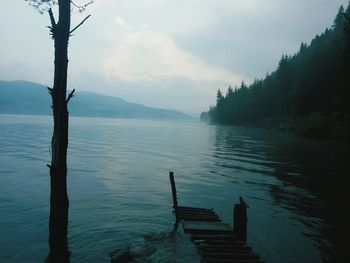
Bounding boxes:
[0,0,348,114]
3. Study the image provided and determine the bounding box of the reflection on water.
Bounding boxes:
[0,115,349,263]
[213,124,349,262]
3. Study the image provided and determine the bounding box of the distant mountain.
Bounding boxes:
[0,80,192,120]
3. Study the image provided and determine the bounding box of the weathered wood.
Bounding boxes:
[177,209,217,215]
[178,216,220,222]
[178,212,217,217]
[177,210,217,216]
[191,234,237,241]
[169,171,179,227]
[194,240,246,248]
[196,243,251,251]
[234,197,248,243]
[169,172,263,263]
[177,213,218,218]
[47,1,71,261]
[183,221,233,234]
[200,246,252,253]
[178,214,219,222]
[177,212,219,219]
[177,206,214,212]
[169,171,178,209]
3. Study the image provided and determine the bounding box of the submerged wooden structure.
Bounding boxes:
[170,171,264,263]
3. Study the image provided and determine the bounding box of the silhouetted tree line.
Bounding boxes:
[202,3,350,139]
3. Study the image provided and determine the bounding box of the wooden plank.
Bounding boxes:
[177,206,214,213]
[178,214,220,220]
[193,241,249,251]
[183,221,232,231]
[178,216,220,222]
[191,233,237,239]
[177,210,218,216]
[197,244,252,251]
[177,211,219,216]
[192,238,237,243]
[198,246,253,255]
[180,216,219,220]
[194,240,245,248]
[177,208,215,214]
[185,229,234,235]
[183,221,232,229]
[169,171,178,209]
[178,215,220,221]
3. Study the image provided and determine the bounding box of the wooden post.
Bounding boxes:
[169,171,179,227]
[233,196,248,243]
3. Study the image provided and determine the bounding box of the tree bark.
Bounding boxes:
[47,0,71,261]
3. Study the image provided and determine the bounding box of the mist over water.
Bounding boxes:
[0,114,348,262]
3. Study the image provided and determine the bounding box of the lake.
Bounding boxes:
[0,114,348,262]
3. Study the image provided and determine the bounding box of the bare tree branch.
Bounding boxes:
[69,14,91,35]
[47,8,57,38]
[71,0,94,13]
[66,89,76,103]
[25,0,55,14]
[48,8,56,27]
[47,86,54,95]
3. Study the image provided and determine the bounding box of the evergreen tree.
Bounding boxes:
[205,2,350,139]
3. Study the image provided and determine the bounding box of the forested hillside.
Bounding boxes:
[202,3,350,139]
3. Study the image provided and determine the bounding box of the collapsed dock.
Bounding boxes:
[170,171,264,263]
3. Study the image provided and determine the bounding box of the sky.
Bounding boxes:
[0,0,348,115]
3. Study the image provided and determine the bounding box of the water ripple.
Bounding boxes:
[1,115,348,263]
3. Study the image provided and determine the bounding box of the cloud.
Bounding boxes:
[102,18,244,85]
[2,0,349,114]
[114,16,127,28]
[172,0,349,79]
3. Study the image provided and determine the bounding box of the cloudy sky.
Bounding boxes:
[0,0,348,114]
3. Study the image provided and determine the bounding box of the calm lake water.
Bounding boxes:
[0,114,349,263]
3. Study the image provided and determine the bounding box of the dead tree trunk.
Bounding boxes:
[47,1,71,261]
